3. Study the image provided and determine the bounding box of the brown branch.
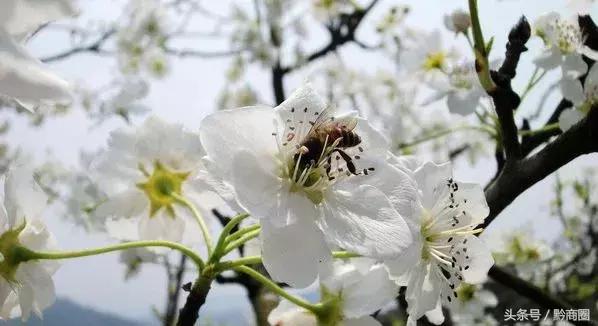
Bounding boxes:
[488,16,531,162]
[176,272,214,326]
[483,105,598,228]
[164,254,187,326]
[40,29,116,63]
[279,0,379,75]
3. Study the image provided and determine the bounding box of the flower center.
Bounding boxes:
[0,223,26,284]
[423,52,446,71]
[137,161,190,218]
[456,283,476,303]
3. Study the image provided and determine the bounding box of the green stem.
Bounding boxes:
[520,68,547,102]
[210,213,249,263]
[217,251,360,271]
[399,125,495,149]
[223,229,261,255]
[172,193,213,255]
[518,123,560,137]
[234,265,322,314]
[18,240,204,269]
[225,224,261,245]
[468,0,496,92]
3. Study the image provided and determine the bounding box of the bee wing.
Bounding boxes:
[332,113,358,131]
[304,105,336,137]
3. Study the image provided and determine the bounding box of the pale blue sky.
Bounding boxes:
[5,0,598,324]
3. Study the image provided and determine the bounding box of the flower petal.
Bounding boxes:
[4,163,47,226]
[261,219,332,288]
[0,30,72,103]
[0,0,77,39]
[342,264,398,318]
[404,262,442,322]
[321,184,413,259]
[561,77,585,106]
[447,89,481,116]
[456,235,494,284]
[414,161,453,210]
[138,212,186,242]
[199,106,278,180]
[558,108,584,132]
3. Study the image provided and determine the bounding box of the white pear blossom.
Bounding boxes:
[448,283,497,325]
[383,158,494,325]
[559,62,598,131]
[268,259,398,326]
[0,165,59,320]
[0,0,76,108]
[92,116,206,243]
[401,30,457,76]
[199,83,414,287]
[117,0,170,77]
[311,0,353,22]
[533,12,598,106]
[444,9,471,35]
[101,79,150,122]
[425,61,486,116]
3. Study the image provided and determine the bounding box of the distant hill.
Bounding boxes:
[0,298,145,326]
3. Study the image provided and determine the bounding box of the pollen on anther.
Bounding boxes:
[291,107,295,112]
[354,155,360,159]
[358,146,364,152]
[303,107,308,113]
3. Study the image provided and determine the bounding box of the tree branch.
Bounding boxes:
[279,0,379,74]
[483,105,598,228]
[176,273,213,326]
[489,266,594,326]
[488,16,531,162]
[40,29,116,63]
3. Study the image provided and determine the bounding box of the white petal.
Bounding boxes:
[558,108,584,132]
[342,316,381,326]
[94,189,147,220]
[321,184,413,259]
[261,219,332,288]
[414,161,453,210]
[4,163,47,226]
[562,54,588,79]
[384,237,422,284]
[14,262,56,320]
[424,301,445,325]
[533,47,562,70]
[364,159,422,229]
[447,90,481,116]
[268,299,317,326]
[458,235,494,284]
[342,264,398,318]
[105,217,139,241]
[138,212,185,242]
[199,106,278,180]
[404,263,442,322]
[0,0,77,39]
[0,30,72,103]
[231,150,284,221]
[560,77,585,105]
[583,62,598,94]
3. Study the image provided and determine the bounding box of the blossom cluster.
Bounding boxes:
[3,0,596,325]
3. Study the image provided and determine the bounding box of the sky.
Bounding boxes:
[5,0,598,324]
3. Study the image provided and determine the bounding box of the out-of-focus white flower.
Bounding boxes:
[0,0,76,109]
[558,63,598,131]
[268,259,398,325]
[311,0,354,22]
[448,283,497,325]
[425,61,486,116]
[402,30,458,76]
[0,164,59,320]
[119,246,159,279]
[101,79,149,122]
[444,9,471,35]
[383,158,494,325]
[533,12,598,107]
[117,0,170,77]
[489,227,552,279]
[92,116,205,243]
[200,83,414,287]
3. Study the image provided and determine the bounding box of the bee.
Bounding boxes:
[293,107,362,177]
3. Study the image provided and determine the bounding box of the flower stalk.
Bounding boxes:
[15,240,205,269]
[468,0,496,92]
[172,193,214,255]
